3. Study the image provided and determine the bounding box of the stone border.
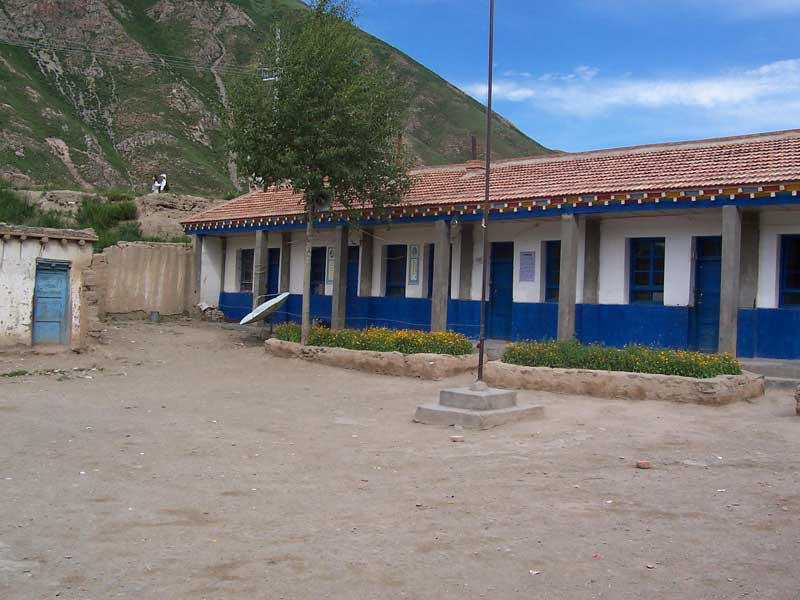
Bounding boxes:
[265,338,477,380]
[484,361,765,405]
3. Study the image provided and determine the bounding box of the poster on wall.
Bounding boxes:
[326,247,335,284]
[408,245,420,285]
[519,251,536,282]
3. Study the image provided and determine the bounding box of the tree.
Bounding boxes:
[227,0,412,344]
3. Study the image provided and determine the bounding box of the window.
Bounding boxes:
[780,235,800,307]
[310,247,327,296]
[545,240,561,302]
[385,244,407,297]
[630,237,665,303]
[239,249,254,292]
[426,245,435,299]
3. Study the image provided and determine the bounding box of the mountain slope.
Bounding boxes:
[0,0,550,197]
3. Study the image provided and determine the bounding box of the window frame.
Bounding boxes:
[629,237,665,304]
[385,244,408,298]
[239,248,254,292]
[544,240,561,303]
[310,246,327,296]
[780,234,800,308]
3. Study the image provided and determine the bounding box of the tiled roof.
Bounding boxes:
[184,129,800,227]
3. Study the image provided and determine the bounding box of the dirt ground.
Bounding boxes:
[1,321,798,600]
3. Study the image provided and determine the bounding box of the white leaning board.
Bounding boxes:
[239,292,290,325]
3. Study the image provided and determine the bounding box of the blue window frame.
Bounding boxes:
[780,235,800,307]
[545,240,561,303]
[310,247,327,296]
[630,237,665,303]
[385,244,407,297]
[239,249,254,292]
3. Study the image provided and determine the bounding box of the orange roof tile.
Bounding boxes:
[184,129,800,226]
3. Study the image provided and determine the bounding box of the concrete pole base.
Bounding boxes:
[414,386,543,430]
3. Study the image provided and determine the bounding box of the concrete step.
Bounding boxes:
[764,376,800,392]
[741,359,800,380]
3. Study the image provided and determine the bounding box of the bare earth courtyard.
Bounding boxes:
[1,322,798,599]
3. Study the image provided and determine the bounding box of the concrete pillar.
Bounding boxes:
[582,219,600,304]
[359,228,373,297]
[192,235,203,305]
[557,214,579,341]
[331,225,349,329]
[458,222,474,300]
[739,211,759,309]
[279,232,291,293]
[431,220,451,331]
[252,230,269,309]
[719,205,742,355]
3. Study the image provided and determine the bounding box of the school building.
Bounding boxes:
[183,129,800,359]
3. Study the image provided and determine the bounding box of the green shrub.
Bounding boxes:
[0,187,70,228]
[273,323,474,356]
[76,198,138,230]
[502,339,741,379]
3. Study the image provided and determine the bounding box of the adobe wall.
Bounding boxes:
[90,242,194,318]
[0,236,94,348]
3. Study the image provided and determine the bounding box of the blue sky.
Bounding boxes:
[356,0,800,152]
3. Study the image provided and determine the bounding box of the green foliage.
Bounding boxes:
[274,323,474,356]
[0,187,187,249]
[0,186,71,228]
[76,199,138,231]
[228,0,413,212]
[502,340,742,379]
[1,370,29,378]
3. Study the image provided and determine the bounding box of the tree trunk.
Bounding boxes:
[301,207,315,345]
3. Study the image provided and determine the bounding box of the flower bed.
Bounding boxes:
[503,340,741,379]
[274,323,474,356]
[265,339,478,380]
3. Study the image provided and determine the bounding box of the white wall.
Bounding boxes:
[288,228,338,295]
[757,208,800,308]
[200,236,223,306]
[0,237,93,347]
[369,223,439,298]
[598,212,721,306]
[467,217,565,303]
[204,204,800,315]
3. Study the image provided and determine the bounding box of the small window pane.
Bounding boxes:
[782,292,800,305]
[632,291,652,302]
[653,271,664,286]
[240,249,254,292]
[634,271,650,286]
[652,291,664,303]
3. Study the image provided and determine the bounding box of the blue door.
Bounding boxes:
[267,248,281,296]
[691,236,722,352]
[488,242,514,339]
[345,246,361,329]
[32,260,70,345]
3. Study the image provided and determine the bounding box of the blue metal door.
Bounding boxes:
[488,242,514,339]
[33,260,70,345]
[691,237,722,352]
[345,246,361,328]
[267,248,281,296]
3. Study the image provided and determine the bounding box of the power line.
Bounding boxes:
[0,34,260,77]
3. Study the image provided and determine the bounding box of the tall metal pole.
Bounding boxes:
[477,0,495,382]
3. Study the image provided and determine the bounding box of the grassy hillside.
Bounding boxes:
[0,0,550,197]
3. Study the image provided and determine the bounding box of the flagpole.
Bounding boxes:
[476,0,495,381]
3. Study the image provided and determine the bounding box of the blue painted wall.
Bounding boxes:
[577,304,690,349]
[737,308,800,359]
[219,292,253,322]
[447,300,481,338]
[512,302,558,341]
[219,292,800,359]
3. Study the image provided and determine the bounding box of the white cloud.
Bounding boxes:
[462,59,800,124]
